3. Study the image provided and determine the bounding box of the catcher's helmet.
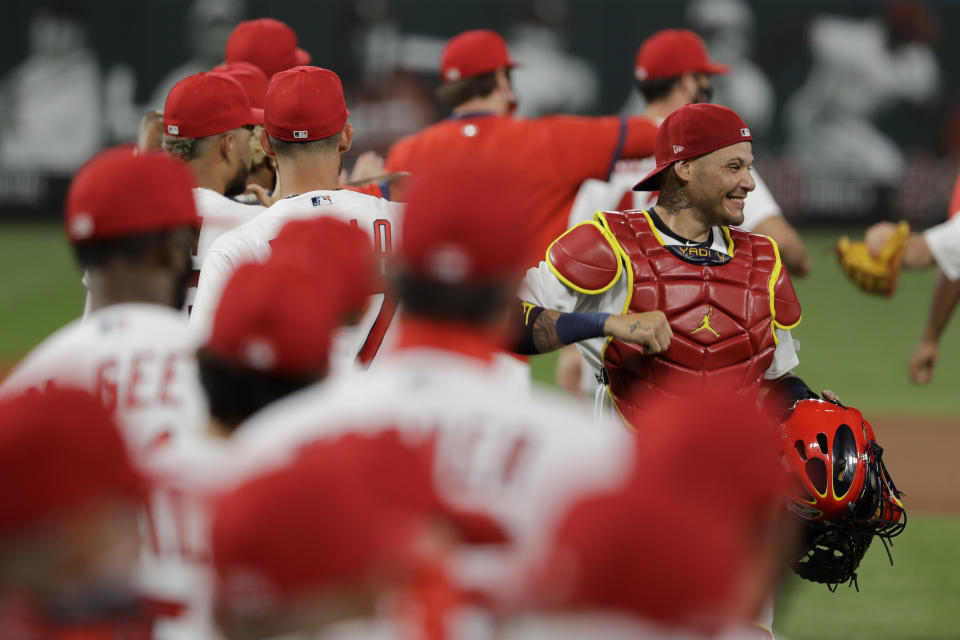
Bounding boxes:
[778,399,906,588]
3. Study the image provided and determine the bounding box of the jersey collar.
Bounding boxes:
[647,208,714,247]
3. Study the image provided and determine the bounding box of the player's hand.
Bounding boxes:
[821,389,842,404]
[244,183,277,207]
[909,338,938,384]
[349,151,386,184]
[555,345,583,397]
[864,222,897,259]
[604,311,672,355]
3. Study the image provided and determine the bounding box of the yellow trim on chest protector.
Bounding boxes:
[545,216,624,295]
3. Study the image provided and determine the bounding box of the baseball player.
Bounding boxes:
[0,149,212,638]
[504,392,795,640]
[223,18,310,79]
[191,66,403,372]
[516,104,834,427]
[851,216,960,383]
[80,71,265,319]
[211,430,505,639]
[568,29,811,277]
[385,29,659,270]
[227,164,636,635]
[0,387,150,638]
[140,254,359,640]
[1,148,206,456]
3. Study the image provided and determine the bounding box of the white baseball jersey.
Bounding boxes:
[80,189,264,319]
[520,224,799,420]
[186,188,265,314]
[0,303,207,456]
[229,341,635,604]
[190,189,402,373]
[925,214,960,281]
[568,159,781,234]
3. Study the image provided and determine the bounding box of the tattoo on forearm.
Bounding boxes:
[533,310,561,353]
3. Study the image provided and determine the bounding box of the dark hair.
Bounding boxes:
[72,230,171,269]
[391,271,512,325]
[637,75,683,104]
[268,132,340,158]
[436,71,500,109]
[197,350,319,431]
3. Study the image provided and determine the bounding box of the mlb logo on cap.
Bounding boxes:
[741,128,751,137]
[167,124,180,135]
[293,130,308,139]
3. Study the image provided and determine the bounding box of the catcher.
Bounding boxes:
[837,217,959,383]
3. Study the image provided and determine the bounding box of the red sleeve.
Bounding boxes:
[341,183,383,198]
[545,116,625,185]
[949,168,960,219]
[546,115,658,186]
[385,136,412,173]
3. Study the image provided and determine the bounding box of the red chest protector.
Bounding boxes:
[547,210,802,426]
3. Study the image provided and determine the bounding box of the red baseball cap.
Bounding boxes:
[164,72,263,139]
[440,29,520,83]
[634,29,729,82]
[212,430,503,617]
[264,66,349,142]
[211,61,269,109]
[205,263,339,376]
[535,392,789,633]
[65,147,199,243]
[398,163,530,284]
[269,217,378,317]
[225,18,311,79]
[632,103,753,191]
[0,388,145,541]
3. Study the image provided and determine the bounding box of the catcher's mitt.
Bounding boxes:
[836,222,910,297]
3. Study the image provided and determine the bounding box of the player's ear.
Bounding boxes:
[339,123,354,153]
[673,159,693,183]
[260,128,276,159]
[218,132,232,162]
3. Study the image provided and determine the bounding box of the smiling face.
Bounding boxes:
[682,141,755,227]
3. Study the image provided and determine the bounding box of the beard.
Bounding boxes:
[693,86,714,105]
[224,162,251,198]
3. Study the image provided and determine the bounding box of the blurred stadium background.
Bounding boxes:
[1,0,958,637]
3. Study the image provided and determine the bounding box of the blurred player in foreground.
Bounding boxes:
[0,388,149,638]
[386,29,659,269]
[503,393,798,640]
[229,163,636,635]
[191,66,402,372]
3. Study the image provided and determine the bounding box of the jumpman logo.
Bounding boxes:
[691,307,720,338]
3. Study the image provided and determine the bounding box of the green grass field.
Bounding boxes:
[2,223,958,637]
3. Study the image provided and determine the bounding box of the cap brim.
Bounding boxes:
[633,164,669,191]
[249,108,265,126]
[704,61,730,75]
[295,48,311,66]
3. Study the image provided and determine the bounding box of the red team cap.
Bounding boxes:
[206,263,339,376]
[440,29,520,83]
[212,431,503,617]
[224,18,311,79]
[211,61,270,109]
[632,103,752,192]
[0,388,145,541]
[633,29,729,82]
[65,147,198,243]
[398,164,529,284]
[264,66,349,142]
[163,72,264,139]
[536,392,790,634]
[269,217,379,317]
